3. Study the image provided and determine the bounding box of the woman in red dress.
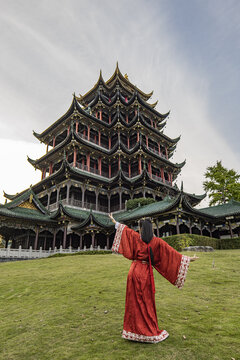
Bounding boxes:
[109,215,199,343]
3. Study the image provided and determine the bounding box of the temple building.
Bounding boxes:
[0,64,240,250]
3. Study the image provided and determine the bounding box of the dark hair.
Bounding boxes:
[140,218,154,265]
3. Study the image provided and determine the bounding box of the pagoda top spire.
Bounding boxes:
[77,63,153,105]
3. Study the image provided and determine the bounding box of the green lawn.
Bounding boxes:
[0,250,239,360]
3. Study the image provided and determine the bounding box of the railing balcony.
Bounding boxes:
[79,133,109,149]
[148,146,167,159]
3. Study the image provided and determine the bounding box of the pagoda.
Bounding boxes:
[1,64,239,250]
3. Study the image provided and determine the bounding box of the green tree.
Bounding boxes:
[203,161,240,206]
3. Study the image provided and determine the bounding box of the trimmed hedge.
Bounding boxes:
[162,234,240,251]
[126,197,156,210]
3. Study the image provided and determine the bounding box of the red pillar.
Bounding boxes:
[118,156,121,170]
[109,164,111,178]
[109,114,111,124]
[161,168,165,182]
[109,136,111,149]
[67,126,70,135]
[127,136,130,149]
[53,136,56,148]
[82,156,85,168]
[98,131,101,146]
[46,144,49,153]
[165,146,168,159]
[128,162,131,177]
[170,173,173,185]
[158,143,161,156]
[137,132,139,142]
[99,110,102,121]
[87,126,90,141]
[126,114,128,123]
[138,155,142,174]
[83,128,86,138]
[87,153,90,171]
[148,160,152,176]
[76,122,79,133]
[73,148,77,167]
[150,119,153,127]
[146,136,148,148]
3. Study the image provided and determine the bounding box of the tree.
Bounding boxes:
[203,161,240,206]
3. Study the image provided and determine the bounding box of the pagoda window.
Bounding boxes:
[101,161,109,178]
[129,133,137,148]
[110,193,120,212]
[155,194,163,201]
[121,161,128,177]
[111,133,118,147]
[101,133,109,149]
[111,161,118,177]
[59,187,67,201]
[84,189,96,210]
[145,192,154,199]
[98,193,108,212]
[69,186,82,207]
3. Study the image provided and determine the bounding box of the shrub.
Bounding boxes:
[163,234,218,251]
[48,250,112,258]
[126,197,156,211]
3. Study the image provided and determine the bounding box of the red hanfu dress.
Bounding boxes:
[112,224,190,343]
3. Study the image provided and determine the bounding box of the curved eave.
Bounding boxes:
[137,93,169,119]
[3,191,19,200]
[142,143,185,170]
[139,115,181,144]
[50,202,83,220]
[77,70,108,105]
[181,196,215,220]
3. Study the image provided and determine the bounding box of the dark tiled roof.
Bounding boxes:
[199,199,240,217]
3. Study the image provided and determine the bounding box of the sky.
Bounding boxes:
[0,0,239,206]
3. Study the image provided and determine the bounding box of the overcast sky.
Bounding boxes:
[0,0,239,205]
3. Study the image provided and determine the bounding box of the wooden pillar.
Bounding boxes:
[108,136,111,149]
[148,160,152,176]
[108,194,111,212]
[99,109,102,121]
[107,235,110,250]
[128,162,131,177]
[119,191,122,210]
[83,128,86,138]
[67,126,70,135]
[53,136,56,148]
[87,125,90,141]
[126,114,128,123]
[165,146,168,159]
[127,136,130,149]
[66,184,70,204]
[46,144,49,153]
[63,226,67,249]
[138,155,142,174]
[150,119,153,127]
[109,163,111,178]
[137,132,140,142]
[34,228,39,250]
[98,131,101,146]
[161,168,165,182]
[49,162,53,175]
[200,221,203,236]
[228,221,233,238]
[118,156,121,171]
[73,148,77,167]
[76,121,79,133]
[80,234,83,249]
[176,217,180,235]
[87,153,90,171]
[109,114,111,124]
[146,136,148,148]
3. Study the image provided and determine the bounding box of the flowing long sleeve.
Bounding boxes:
[111,224,141,260]
[153,237,190,289]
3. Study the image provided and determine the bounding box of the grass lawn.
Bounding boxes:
[0,250,239,360]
